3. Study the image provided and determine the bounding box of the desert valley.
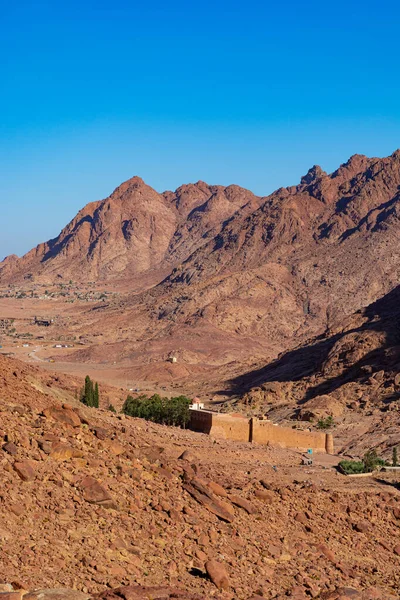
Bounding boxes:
[1,151,400,598]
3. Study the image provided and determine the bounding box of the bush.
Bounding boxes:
[339,449,385,474]
[122,394,191,428]
[108,403,116,413]
[316,415,334,430]
[338,460,365,475]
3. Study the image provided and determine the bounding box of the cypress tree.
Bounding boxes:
[82,375,94,406]
[93,382,99,408]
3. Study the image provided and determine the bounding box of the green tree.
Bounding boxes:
[122,394,191,427]
[363,449,385,472]
[93,382,99,408]
[81,375,95,407]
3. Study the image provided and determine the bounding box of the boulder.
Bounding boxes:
[78,476,117,509]
[13,460,35,482]
[43,406,81,428]
[205,559,230,590]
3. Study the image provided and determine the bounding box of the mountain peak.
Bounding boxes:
[300,165,327,185]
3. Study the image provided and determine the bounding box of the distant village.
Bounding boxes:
[0,281,119,303]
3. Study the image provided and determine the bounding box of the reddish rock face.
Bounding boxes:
[0,178,258,285]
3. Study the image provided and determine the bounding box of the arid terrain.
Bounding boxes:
[1,353,400,600]
[1,151,400,598]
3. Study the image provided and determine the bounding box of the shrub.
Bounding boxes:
[122,394,191,428]
[316,415,334,430]
[338,460,365,475]
[339,449,385,474]
[108,403,116,413]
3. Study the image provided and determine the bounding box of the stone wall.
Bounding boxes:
[189,409,334,453]
[251,419,328,452]
[189,410,249,442]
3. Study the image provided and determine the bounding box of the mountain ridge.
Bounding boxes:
[2,151,400,392]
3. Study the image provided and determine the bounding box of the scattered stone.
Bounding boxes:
[178,450,196,462]
[78,476,117,509]
[13,461,35,481]
[43,406,81,428]
[205,559,230,590]
[229,494,257,514]
[3,442,18,455]
[23,590,91,600]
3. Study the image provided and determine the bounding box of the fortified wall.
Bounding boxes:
[189,409,334,453]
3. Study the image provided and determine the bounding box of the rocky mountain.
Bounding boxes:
[0,178,260,285]
[2,151,400,393]
[55,150,400,385]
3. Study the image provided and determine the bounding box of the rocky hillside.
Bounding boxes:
[0,353,400,599]
[55,151,400,382]
[0,178,259,285]
[229,283,400,458]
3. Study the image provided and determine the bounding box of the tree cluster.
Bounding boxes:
[80,375,100,408]
[338,448,386,474]
[122,394,191,427]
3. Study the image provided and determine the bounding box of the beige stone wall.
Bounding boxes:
[189,410,249,441]
[251,419,327,452]
[189,410,332,453]
[209,414,250,442]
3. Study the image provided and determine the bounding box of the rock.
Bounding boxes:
[0,593,26,600]
[43,406,81,428]
[207,480,227,497]
[254,490,274,503]
[316,543,336,562]
[205,559,230,590]
[178,450,196,462]
[23,590,91,600]
[229,494,257,514]
[260,480,273,490]
[392,507,400,519]
[9,503,25,516]
[3,442,18,455]
[13,460,35,481]
[95,585,203,599]
[393,544,400,555]
[78,476,117,509]
[183,477,235,522]
[103,440,125,456]
[353,521,371,533]
[50,443,82,461]
[91,426,108,440]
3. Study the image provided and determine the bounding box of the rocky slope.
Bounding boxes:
[1,353,400,599]
[229,282,400,458]
[0,179,259,286]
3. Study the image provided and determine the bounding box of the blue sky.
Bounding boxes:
[1,0,400,259]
